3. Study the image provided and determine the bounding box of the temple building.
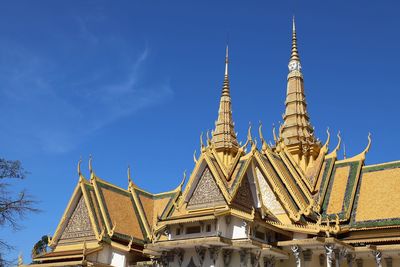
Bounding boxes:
[23,18,400,267]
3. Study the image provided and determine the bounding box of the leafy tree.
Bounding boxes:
[31,235,49,259]
[0,158,38,264]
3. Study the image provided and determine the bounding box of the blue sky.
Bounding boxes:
[1,0,400,262]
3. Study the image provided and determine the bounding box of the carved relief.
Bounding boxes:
[60,196,94,241]
[188,168,225,207]
[256,167,286,215]
[232,175,254,210]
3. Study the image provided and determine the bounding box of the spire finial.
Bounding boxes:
[225,45,229,76]
[292,15,296,32]
[289,16,301,66]
[211,45,239,156]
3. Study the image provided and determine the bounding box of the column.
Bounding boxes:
[346,254,356,267]
[335,248,348,267]
[372,251,382,267]
[209,246,221,267]
[195,246,206,267]
[239,249,250,267]
[324,245,335,267]
[174,248,184,267]
[291,245,302,267]
[222,249,232,267]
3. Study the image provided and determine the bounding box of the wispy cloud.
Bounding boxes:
[0,42,173,154]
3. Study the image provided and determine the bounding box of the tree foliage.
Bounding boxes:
[31,235,49,259]
[0,158,38,264]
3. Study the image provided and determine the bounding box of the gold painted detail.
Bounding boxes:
[59,196,94,241]
[187,168,225,208]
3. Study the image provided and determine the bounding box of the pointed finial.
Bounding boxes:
[289,16,301,68]
[225,45,229,76]
[89,154,93,174]
[127,165,132,184]
[77,157,82,177]
[292,15,296,32]
[343,143,347,159]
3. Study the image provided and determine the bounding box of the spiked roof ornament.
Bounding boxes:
[211,45,239,153]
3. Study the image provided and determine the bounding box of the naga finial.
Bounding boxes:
[193,150,198,164]
[206,130,211,146]
[127,165,132,185]
[200,132,204,150]
[77,157,82,177]
[89,154,93,174]
[323,127,331,149]
[272,123,278,143]
[259,121,268,151]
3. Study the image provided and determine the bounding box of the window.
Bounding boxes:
[176,228,181,235]
[206,224,211,232]
[186,226,201,234]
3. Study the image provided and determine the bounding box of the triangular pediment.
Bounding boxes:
[231,173,256,212]
[58,194,96,245]
[187,167,226,209]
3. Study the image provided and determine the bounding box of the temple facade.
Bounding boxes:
[24,18,400,267]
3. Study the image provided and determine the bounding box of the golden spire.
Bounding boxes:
[279,17,320,170]
[211,45,239,156]
[290,16,300,62]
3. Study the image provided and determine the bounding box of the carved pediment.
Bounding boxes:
[187,167,226,208]
[59,195,95,243]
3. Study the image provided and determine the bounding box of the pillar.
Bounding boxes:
[222,249,232,267]
[324,245,335,267]
[209,246,221,267]
[372,251,382,267]
[291,245,302,267]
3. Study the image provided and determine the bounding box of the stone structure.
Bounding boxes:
[24,18,400,267]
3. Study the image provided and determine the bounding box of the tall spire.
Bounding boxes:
[279,17,320,170]
[211,45,239,157]
[290,16,300,62]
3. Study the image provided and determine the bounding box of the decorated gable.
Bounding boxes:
[231,174,256,212]
[59,195,96,245]
[187,167,226,209]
